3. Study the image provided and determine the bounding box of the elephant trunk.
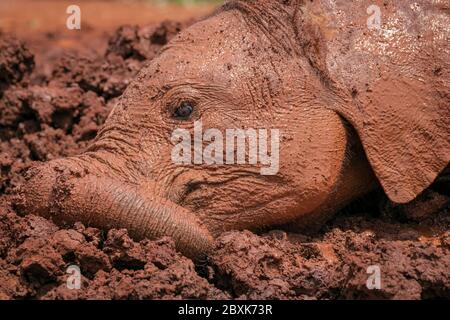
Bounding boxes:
[16,157,213,259]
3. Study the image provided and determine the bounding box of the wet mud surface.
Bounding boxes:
[0,18,449,300]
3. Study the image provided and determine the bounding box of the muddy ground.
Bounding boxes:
[0,3,449,300]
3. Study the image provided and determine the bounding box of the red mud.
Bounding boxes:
[0,15,449,300]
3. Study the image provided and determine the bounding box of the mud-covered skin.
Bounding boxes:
[18,0,450,258]
[105,7,361,234]
[300,0,450,203]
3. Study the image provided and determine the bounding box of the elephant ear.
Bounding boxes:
[296,0,450,203]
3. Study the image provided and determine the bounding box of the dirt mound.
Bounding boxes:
[0,21,449,300]
[210,217,450,299]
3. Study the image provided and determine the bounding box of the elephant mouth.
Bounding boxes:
[172,169,265,206]
[168,170,208,205]
[176,180,204,204]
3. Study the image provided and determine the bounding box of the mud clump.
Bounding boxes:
[210,220,450,299]
[0,20,449,300]
[0,34,34,94]
[50,53,136,100]
[107,21,186,61]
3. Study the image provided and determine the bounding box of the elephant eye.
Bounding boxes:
[173,101,194,119]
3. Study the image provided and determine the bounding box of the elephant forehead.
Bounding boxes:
[146,11,271,85]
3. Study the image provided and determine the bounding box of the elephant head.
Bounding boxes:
[18,0,450,259]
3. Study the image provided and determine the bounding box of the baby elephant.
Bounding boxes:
[18,0,449,258]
